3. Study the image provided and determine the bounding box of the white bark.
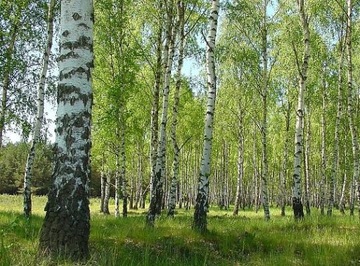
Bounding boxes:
[23,0,55,218]
[150,6,163,197]
[346,0,360,216]
[304,107,311,215]
[280,100,291,216]
[320,78,327,215]
[292,0,309,220]
[120,125,127,217]
[260,0,270,221]
[168,0,185,217]
[39,0,93,259]
[115,147,120,217]
[329,28,345,216]
[103,171,111,215]
[193,0,219,233]
[147,2,176,226]
[233,111,244,216]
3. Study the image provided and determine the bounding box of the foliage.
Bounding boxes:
[0,142,103,197]
[0,0,52,140]
[0,142,52,194]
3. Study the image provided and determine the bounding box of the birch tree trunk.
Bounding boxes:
[39,0,93,259]
[260,0,270,221]
[280,100,291,216]
[346,0,360,217]
[103,171,111,215]
[320,75,327,215]
[328,26,345,216]
[252,125,260,211]
[292,0,309,220]
[146,1,176,226]
[115,148,121,217]
[120,124,127,217]
[339,172,347,214]
[193,0,219,233]
[100,156,106,212]
[150,3,163,198]
[23,0,55,219]
[233,109,244,216]
[168,0,185,217]
[304,108,311,215]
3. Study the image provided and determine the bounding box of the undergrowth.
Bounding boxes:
[0,195,359,265]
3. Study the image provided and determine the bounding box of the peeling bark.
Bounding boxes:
[39,0,93,260]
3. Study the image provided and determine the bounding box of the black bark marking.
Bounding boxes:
[72,13,82,21]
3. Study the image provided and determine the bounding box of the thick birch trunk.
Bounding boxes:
[292,0,309,220]
[39,0,93,259]
[193,0,219,233]
[23,0,55,219]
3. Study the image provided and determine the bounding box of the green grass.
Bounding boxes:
[0,195,359,265]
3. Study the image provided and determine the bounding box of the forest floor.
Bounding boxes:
[0,194,359,265]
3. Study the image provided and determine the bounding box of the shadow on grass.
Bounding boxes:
[1,209,360,266]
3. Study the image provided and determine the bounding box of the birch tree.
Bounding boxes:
[23,0,56,219]
[193,0,219,233]
[260,0,270,221]
[292,0,309,220]
[0,1,50,145]
[39,0,94,259]
[346,0,359,216]
[168,0,185,217]
[146,0,177,226]
[328,14,345,216]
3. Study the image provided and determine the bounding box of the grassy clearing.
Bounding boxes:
[0,195,359,265]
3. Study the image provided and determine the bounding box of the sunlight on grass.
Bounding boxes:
[0,195,360,265]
